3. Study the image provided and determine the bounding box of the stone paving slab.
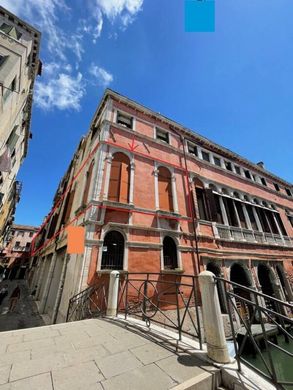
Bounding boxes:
[0,318,216,390]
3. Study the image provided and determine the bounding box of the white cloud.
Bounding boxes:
[89,64,113,87]
[96,0,143,22]
[35,73,85,111]
[0,0,144,111]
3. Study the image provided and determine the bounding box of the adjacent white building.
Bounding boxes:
[0,6,41,246]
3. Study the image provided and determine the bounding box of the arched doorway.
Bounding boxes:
[206,262,227,313]
[101,231,125,270]
[163,236,178,270]
[276,265,292,302]
[230,263,252,322]
[257,264,275,297]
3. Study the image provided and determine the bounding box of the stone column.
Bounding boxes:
[171,173,179,213]
[252,207,263,232]
[232,200,241,228]
[242,203,252,230]
[219,197,229,226]
[39,253,57,313]
[106,271,120,317]
[103,154,113,201]
[129,160,135,205]
[198,271,230,364]
[154,167,159,210]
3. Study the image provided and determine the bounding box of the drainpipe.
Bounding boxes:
[171,127,201,275]
[52,253,70,324]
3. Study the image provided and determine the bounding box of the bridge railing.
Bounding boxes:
[216,277,293,390]
[66,282,108,322]
[117,272,203,349]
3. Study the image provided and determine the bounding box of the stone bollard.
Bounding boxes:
[106,271,120,317]
[198,271,231,364]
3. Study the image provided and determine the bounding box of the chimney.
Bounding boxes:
[257,161,265,169]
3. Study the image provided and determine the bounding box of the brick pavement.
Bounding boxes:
[0,318,219,390]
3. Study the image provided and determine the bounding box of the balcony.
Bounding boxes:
[212,224,292,247]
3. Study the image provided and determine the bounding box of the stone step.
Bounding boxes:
[172,371,222,390]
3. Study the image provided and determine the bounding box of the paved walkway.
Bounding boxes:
[0,280,44,332]
[0,318,219,390]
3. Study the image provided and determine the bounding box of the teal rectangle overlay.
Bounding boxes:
[185,0,215,32]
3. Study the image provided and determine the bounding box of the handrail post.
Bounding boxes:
[106,271,120,317]
[199,271,231,363]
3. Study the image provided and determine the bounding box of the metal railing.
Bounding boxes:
[117,272,203,349]
[66,282,108,322]
[216,277,293,389]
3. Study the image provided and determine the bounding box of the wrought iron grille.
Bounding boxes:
[216,277,293,390]
[117,272,203,349]
[66,282,108,322]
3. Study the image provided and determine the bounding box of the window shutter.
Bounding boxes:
[205,189,217,221]
[119,162,129,203]
[158,168,173,212]
[108,161,121,202]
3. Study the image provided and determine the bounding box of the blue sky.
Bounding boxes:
[1,0,292,227]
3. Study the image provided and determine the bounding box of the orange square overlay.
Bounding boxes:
[66,226,85,254]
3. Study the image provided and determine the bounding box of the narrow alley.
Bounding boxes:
[0,280,44,332]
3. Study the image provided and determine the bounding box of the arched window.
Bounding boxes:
[108,153,130,203]
[101,230,125,270]
[82,160,94,206]
[194,179,223,223]
[158,167,173,212]
[163,236,178,270]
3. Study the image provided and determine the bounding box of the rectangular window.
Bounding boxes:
[3,77,16,102]
[255,207,271,233]
[235,201,247,229]
[244,170,252,180]
[156,128,169,144]
[214,194,224,224]
[288,215,293,228]
[274,213,287,235]
[0,54,7,67]
[201,151,210,162]
[234,165,241,175]
[261,178,267,186]
[222,197,238,227]
[116,112,133,129]
[213,156,221,167]
[285,188,292,197]
[274,183,280,192]
[225,161,233,171]
[188,142,198,157]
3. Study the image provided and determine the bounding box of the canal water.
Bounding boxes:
[243,334,293,388]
